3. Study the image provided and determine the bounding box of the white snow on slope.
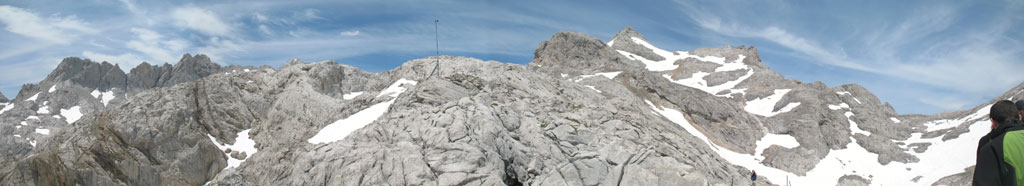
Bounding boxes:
[584,85,601,93]
[836,91,862,104]
[343,92,363,100]
[574,71,622,82]
[922,104,991,132]
[653,98,995,185]
[754,133,800,161]
[615,37,726,72]
[91,89,116,106]
[48,85,56,93]
[891,117,901,123]
[308,99,397,144]
[595,71,622,79]
[37,104,50,114]
[208,129,258,169]
[26,93,39,101]
[845,111,871,136]
[662,69,754,98]
[60,106,83,124]
[0,103,11,115]
[377,78,417,98]
[35,128,49,135]
[827,103,850,110]
[647,100,720,151]
[744,89,801,117]
[309,79,417,144]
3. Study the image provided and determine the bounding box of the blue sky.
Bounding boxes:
[0,0,1022,114]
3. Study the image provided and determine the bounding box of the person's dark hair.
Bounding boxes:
[991,100,1021,124]
[1016,100,1024,111]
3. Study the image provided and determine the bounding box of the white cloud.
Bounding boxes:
[118,0,139,14]
[0,6,95,44]
[171,6,232,36]
[299,8,323,20]
[196,36,245,64]
[125,28,189,64]
[339,30,360,36]
[259,24,273,35]
[681,2,1024,106]
[82,51,146,69]
[254,13,269,22]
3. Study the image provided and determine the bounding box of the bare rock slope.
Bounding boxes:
[1,27,1020,186]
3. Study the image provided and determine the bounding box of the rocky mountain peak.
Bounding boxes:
[0,91,7,103]
[284,58,305,67]
[529,31,633,76]
[610,26,648,43]
[159,53,222,87]
[41,57,126,91]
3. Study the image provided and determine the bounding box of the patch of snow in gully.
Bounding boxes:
[309,79,417,144]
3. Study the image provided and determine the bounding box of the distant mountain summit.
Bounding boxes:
[0,27,1018,185]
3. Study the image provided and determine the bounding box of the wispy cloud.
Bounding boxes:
[125,28,189,64]
[0,5,94,44]
[171,6,233,36]
[339,30,360,36]
[675,1,1024,112]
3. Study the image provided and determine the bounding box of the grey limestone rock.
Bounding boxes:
[0,26,1017,186]
[608,26,664,62]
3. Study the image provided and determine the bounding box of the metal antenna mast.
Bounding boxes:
[427,20,440,78]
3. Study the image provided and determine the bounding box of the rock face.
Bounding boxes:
[0,27,1018,186]
[0,91,7,103]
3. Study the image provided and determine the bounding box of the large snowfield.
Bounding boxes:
[619,36,991,185]
[307,79,417,144]
[651,99,991,185]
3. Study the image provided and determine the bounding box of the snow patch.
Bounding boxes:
[343,92,364,100]
[26,116,39,120]
[309,99,396,144]
[35,128,49,135]
[91,89,116,106]
[828,103,851,110]
[0,103,11,115]
[646,100,719,150]
[836,91,862,104]
[60,106,83,124]
[26,93,39,101]
[744,89,801,117]
[208,129,258,169]
[754,133,800,160]
[650,98,977,185]
[376,78,417,98]
[922,104,991,132]
[310,79,418,144]
[584,85,601,93]
[845,111,871,136]
[890,117,901,123]
[48,85,56,93]
[37,104,50,114]
[594,71,622,79]
[574,71,622,82]
[662,69,754,98]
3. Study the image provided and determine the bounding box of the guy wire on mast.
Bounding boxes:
[427,19,440,78]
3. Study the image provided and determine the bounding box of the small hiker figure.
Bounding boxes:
[750,170,757,186]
